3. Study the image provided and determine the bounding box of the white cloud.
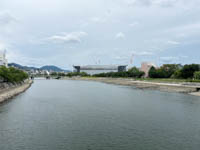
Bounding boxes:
[167,40,180,45]
[90,17,106,23]
[152,0,178,7]
[115,32,125,39]
[115,56,128,60]
[0,11,16,26]
[125,0,197,7]
[47,32,88,44]
[160,56,179,63]
[0,42,6,51]
[132,51,154,56]
[80,21,89,28]
[167,22,200,38]
[0,11,17,34]
[80,10,112,27]
[127,0,152,7]
[128,0,175,7]
[114,50,154,60]
[7,50,52,67]
[129,21,139,27]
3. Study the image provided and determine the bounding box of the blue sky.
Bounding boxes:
[0,0,200,69]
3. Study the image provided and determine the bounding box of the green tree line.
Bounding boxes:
[51,64,200,80]
[149,64,200,79]
[63,67,145,78]
[65,72,90,77]
[0,66,29,83]
[93,67,144,78]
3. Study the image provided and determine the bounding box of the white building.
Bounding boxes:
[73,65,127,75]
[0,50,8,67]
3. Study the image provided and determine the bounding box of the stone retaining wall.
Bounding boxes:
[0,80,33,103]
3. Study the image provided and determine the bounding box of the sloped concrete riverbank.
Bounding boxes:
[0,80,33,103]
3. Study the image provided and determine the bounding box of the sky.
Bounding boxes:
[0,0,200,70]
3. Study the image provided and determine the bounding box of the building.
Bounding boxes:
[140,62,157,77]
[73,65,127,75]
[0,50,8,67]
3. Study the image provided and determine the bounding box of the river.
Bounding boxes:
[0,79,200,150]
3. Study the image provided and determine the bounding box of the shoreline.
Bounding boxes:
[0,80,33,104]
[63,77,200,96]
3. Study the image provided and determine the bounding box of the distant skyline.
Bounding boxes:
[0,0,200,69]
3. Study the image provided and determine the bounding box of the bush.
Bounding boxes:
[194,71,200,80]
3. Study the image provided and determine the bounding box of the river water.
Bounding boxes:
[0,79,200,150]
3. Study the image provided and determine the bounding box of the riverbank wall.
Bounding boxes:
[0,80,33,103]
[63,77,200,96]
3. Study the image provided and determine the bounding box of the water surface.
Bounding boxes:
[0,79,200,150]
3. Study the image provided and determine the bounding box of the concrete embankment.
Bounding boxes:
[64,77,200,96]
[0,80,33,103]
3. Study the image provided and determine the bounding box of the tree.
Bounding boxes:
[66,72,90,77]
[171,70,182,79]
[180,64,200,79]
[0,66,11,82]
[149,67,159,78]
[194,71,200,80]
[58,72,65,76]
[127,67,145,78]
[51,72,58,76]
[160,64,179,78]
[0,66,28,83]
[93,67,144,78]
[149,66,169,78]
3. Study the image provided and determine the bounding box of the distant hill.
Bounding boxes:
[8,63,38,70]
[8,63,71,73]
[40,65,70,72]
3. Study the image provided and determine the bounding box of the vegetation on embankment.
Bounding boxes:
[93,67,145,78]
[0,66,31,103]
[63,63,200,95]
[0,66,29,83]
[62,64,200,83]
[149,64,200,79]
[63,67,145,78]
[90,64,200,81]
